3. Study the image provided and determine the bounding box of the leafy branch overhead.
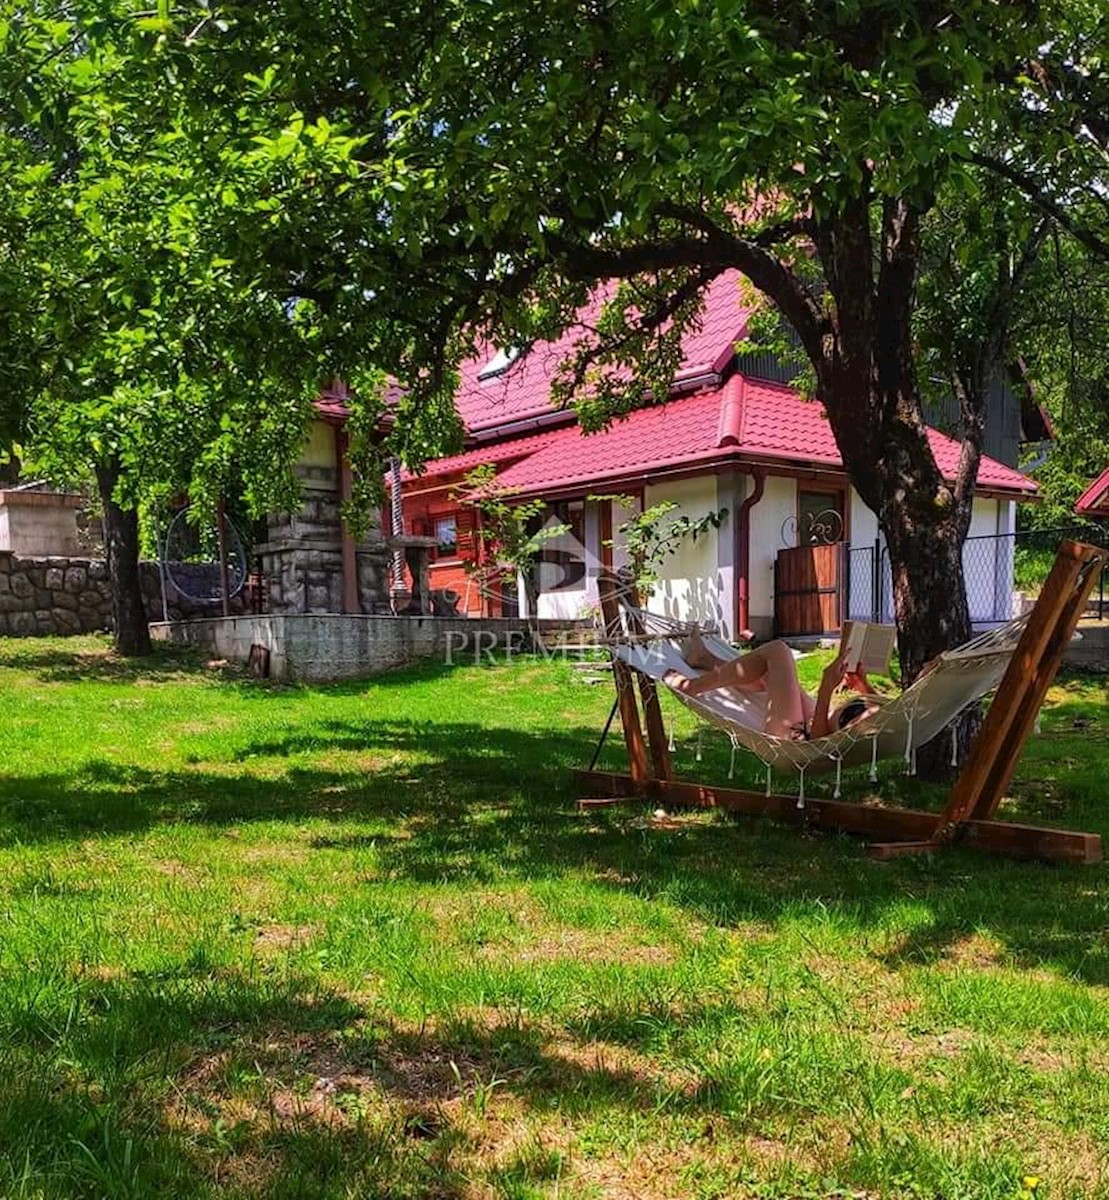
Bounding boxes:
[3,0,1108,686]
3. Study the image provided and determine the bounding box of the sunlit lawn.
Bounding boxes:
[0,635,1107,1199]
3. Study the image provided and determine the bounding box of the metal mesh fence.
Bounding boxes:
[845,523,1107,628]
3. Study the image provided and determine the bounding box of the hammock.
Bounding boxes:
[605,605,1032,800]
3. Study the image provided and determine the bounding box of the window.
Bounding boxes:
[797,489,845,545]
[477,346,521,381]
[435,515,457,556]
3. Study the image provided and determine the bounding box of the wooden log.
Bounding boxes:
[572,770,1103,864]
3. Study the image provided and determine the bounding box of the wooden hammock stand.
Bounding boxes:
[575,540,1106,864]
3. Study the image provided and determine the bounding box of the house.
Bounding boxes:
[396,271,1037,640]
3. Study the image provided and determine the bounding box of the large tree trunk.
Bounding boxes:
[0,451,20,486]
[814,195,983,781]
[95,459,151,657]
[883,504,980,781]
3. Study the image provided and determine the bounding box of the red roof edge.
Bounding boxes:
[1076,466,1109,515]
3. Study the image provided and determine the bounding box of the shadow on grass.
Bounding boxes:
[2,945,757,1199]
[0,635,503,694]
[0,971,475,1199]
[0,639,227,685]
[3,710,1109,989]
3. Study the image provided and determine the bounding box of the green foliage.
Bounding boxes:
[599,494,726,598]
[3,0,1107,665]
[456,464,569,607]
[1013,236,1109,532]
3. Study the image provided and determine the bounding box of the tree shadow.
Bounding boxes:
[3,709,1108,989]
[0,969,477,1199]
[0,639,223,684]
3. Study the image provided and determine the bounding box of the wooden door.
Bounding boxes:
[775,543,844,636]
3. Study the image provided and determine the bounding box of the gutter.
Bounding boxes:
[736,469,766,639]
[467,408,578,442]
[465,371,723,442]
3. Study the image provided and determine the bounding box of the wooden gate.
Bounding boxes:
[774,543,845,636]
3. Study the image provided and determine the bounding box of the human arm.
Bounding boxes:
[844,666,876,694]
[808,652,849,739]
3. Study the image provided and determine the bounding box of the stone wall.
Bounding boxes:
[1065,624,1109,672]
[0,551,248,637]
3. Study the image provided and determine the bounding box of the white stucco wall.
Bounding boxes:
[747,474,795,627]
[845,491,1015,625]
[527,468,1019,632]
[300,419,337,469]
[643,476,729,632]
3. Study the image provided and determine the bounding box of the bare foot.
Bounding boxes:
[663,669,691,693]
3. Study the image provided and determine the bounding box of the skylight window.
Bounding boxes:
[477,346,520,380]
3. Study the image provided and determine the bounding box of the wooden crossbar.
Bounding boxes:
[582,543,1106,865]
[575,770,1103,864]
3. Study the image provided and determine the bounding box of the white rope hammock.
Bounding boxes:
[604,604,1032,798]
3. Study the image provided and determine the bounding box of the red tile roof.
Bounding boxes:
[419,373,1035,498]
[401,427,556,483]
[314,380,405,424]
[1076,466,1109,515]
[454,271,752,434]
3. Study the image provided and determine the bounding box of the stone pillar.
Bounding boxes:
[258,458,391,615]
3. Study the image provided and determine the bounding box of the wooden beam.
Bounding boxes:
[597,574,651,784]
[573,770,1103,864]
[216,499,231,618]
[941,541,1106,832]
[336,428,360,614]
[968,542,1104,821]
[623,584,673,782]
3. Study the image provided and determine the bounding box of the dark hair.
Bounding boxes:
[837,698,869,730]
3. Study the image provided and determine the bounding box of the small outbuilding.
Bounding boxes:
[0,487,83,557]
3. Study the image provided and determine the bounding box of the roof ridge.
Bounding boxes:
[716,375,746,447]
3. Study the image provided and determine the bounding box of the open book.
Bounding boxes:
[839,620,897,677]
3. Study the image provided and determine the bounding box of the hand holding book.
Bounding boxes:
[839,620,897,677]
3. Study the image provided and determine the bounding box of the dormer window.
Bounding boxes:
[477,346,520,381]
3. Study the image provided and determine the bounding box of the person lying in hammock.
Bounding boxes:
[663,630,883,741]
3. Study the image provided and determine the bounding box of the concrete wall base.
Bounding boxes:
[1065,625,1109,673]
[151,614,588,683]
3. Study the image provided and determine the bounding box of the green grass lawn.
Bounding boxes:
[0,637,1107,1200]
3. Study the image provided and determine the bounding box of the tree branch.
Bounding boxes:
[969,151,1109,263]
[555,264,725,398]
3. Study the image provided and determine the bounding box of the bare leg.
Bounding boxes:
[681,628,728,671]
[666,640,809,737]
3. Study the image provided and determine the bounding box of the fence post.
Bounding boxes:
[872,538,881,624]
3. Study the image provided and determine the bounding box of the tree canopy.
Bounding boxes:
[3,0,1107,680]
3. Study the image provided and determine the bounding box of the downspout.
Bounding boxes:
[715,374,764,641]
[736,470,766,640]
